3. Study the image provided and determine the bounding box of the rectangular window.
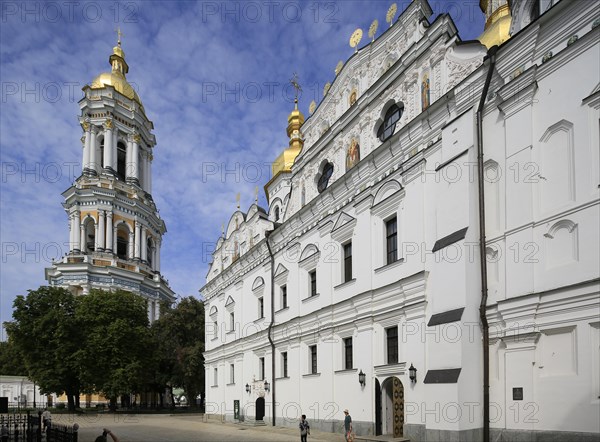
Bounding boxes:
[230,364,235,384]
[343,242,353,282]
[386,326,398,364]
[229,312,235,331]
[309,270,317,297]
[213,367,218,386]
[213,321,218,339]
[344,337,353,370]
[258,297,264,319]
[281,285,287,309]
[259,357,265,380]
[282,352,288,378]
[386,217,398,264]
[310,345,317,374]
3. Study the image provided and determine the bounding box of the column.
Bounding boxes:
[97,210,105,252]
[141,228,148,263]
[134,220,141,260]
[80,223,86,253]
[105,211,113,253]
[73,211,81,252]
[103,119,113,174]
[69,214,74,252]
[128,231,134,259]
[89,126,97,175]
[155,238,161,273]
[94,218,99,252]
[112,128,118,171]
[154,301,160,320]
[82,122,91,174]
[147,152,153,194]
[126,135,133,182]
[132,134,140,185]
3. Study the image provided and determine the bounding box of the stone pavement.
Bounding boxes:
[58,413,347,442]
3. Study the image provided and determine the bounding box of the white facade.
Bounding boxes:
[201,1,599,441]
[0,376,54,409]
[45,39,175,315]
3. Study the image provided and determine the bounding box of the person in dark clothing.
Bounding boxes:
[299,414,310,442]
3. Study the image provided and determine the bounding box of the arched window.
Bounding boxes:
[84,218,95,253]
[146,237,154,267]
[116,224,129,259]
[274,207,280,222]
[117,141,127,181]
[377,103,404,143]
[317,162,334,193]
[98,137,104,169]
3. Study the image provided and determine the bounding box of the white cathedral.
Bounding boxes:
[45,34,175,321]
[201,0,600,441]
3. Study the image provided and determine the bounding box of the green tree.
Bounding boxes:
[76,289,154,408]
[0,339,27,375]
[152,296,205,407]
[5,286,82,410]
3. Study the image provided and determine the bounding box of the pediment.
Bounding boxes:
[274,264,289,279]
[332,212,356,233]
[225,296,235,307]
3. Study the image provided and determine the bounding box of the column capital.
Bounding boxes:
[106,211,113,218]
[81,121,90,132]
[90,125,98,134]
[103,118,113,130]
[133,133,141,143]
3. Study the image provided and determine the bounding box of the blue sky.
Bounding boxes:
[0,0,484,333]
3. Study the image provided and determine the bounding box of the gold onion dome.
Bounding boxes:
[90,38,144,110]
[478,0,512,48]
[272,98,305,176]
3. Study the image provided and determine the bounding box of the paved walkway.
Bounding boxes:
[60,414,347,441]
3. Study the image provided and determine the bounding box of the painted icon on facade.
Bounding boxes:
[346,138,360,171]
[421,73,430,111]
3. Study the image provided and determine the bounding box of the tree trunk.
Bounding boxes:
[66,390,76,411]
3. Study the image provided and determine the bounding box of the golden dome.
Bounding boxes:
[478,2,512,48]
[271,99,305,176]
[90,41,144,111]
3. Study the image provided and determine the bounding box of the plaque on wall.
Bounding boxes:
[512,387,523,400]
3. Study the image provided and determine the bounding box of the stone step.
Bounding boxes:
[237,418,267,427]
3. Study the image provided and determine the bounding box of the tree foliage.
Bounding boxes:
[5,287,149,409]
[151,296,205,406]
[5,286,81,409]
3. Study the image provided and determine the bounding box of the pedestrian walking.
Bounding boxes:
[343,409,353,442]
[41,408,52,433]
[299,414,310,442]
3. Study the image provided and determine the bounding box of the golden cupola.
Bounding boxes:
[478,0,512,48]
[271,98,305,176]
[90,36,144,111]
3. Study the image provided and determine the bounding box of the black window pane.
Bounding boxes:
[344,338,353,370]
[344,243,353,282]
[310,271,317,296]
[310,346,317,374]
[387,326,398,364]
[386,217,398,265]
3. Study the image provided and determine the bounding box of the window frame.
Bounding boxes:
[343,242,353,282]
[377,103,404,143]
[282,351,288,378]
[230,363,235,384]
[309,270,317,297]
[259,356,265,380]
[317,162,334,193]
[309,345,318,374]
[386,326,399,364]
[344,337,353,370]
[281,285,287,309]
[386,216,398,265]
[258,297,264,319]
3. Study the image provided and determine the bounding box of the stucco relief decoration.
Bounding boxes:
[421,73,430,110]
[346,138,360,171]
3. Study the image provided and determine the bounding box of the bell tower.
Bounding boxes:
[45,34,175,320]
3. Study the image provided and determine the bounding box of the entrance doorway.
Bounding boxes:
[255,396,265,421]
[380,376,404,437]
[375,379,382,435]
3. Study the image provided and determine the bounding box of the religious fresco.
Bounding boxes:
[346,138,360,171]
[349,89,358,106]
[421,73,430,110]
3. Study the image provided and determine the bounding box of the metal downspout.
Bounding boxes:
[477,44,498,442]
[265,231,276,426]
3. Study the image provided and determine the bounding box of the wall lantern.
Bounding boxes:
[264,380,270,393]
[245,383,251,394]
[358,369,366,386]
[409,363,417,383]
